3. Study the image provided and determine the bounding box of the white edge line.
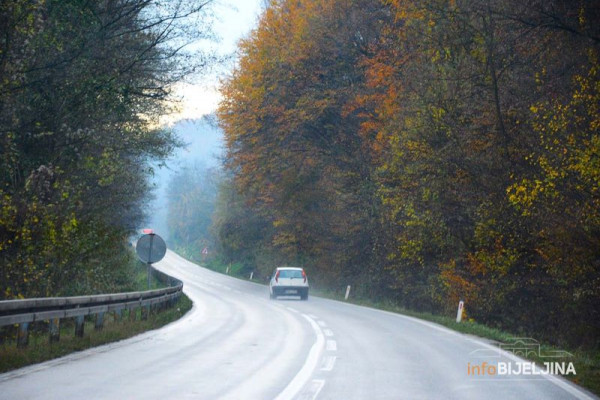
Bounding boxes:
[274,314,325,400]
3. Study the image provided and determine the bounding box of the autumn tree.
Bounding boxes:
[217,0,599,346]
[370,0,600,343]
[218,0,387,288]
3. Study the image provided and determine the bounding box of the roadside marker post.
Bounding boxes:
[344,285,351,301]
[456,300,464,323]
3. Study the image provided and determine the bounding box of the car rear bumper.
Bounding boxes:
[272,286,309,296]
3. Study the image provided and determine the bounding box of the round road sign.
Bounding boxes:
[136,233,167,264]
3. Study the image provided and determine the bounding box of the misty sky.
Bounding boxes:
[169,0,264,122]
[147,0,264,239]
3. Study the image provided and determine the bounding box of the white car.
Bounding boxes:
[269,267,309,300]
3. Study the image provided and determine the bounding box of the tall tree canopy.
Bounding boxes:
[167,162,221,260]
[218,0,599,347]
[218,0,386,288]
[0,0,214,298]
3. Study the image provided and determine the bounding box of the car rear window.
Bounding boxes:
[278,269,304,279]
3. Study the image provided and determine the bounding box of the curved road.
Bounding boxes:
[0,251,596,399]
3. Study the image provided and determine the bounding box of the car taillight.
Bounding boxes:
[275,270,280,283]
[302,270,307,283]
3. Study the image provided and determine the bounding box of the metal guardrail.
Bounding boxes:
[0,266,183,347]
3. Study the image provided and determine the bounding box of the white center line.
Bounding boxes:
[297,379,325,400]
[326,340,337,352]
[321,355,337,372]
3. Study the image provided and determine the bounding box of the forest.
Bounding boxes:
[167,162,221,260]
[215,0,600,348]
[1,0,598,351]
[0,0,213,298]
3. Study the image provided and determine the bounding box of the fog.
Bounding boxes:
[147,117,223,240]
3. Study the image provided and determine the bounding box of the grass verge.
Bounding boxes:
[205,258,247,277]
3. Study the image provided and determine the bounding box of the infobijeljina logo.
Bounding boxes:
[467,338,576,379]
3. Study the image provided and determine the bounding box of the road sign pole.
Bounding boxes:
[136,232,166,291]
[147,234,154,289]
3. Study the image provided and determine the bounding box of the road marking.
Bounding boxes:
[309,379,325,400]
[317,320,327,328]
[321,355,337,372]
[296,379,325,400]
[323,329,334,337]
[274,314,325,400]
[326,340,337,351]
[286,307,299,314]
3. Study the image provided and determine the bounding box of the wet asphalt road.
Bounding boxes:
[0,250,596,400]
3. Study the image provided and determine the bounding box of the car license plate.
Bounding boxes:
[285,289,297,294]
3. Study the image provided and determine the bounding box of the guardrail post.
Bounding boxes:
[75,316,85,337]
[147,263,152,290]
[17,322,29,348]
[95,312,104,331]
[129,307,136,321]
[49,318,60,343]
[141,305,149,320]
